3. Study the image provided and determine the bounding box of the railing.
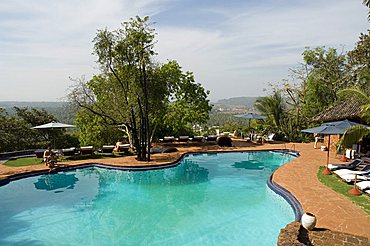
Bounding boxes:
[290,144,296,151]
[283,143,296,151]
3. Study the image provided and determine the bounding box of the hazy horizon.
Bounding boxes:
[0,95,258,104]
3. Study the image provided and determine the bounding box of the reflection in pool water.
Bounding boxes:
[0,151,295,245]
[34,173,79,191]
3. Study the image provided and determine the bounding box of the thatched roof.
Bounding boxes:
[311,100,363,123]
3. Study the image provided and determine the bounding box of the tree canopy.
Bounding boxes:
[253,29,370,141]
[69,16,211,160]
[0,107,77,152]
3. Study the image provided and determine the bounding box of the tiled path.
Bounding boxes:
[272,143,370,240]
[0,141,369,239]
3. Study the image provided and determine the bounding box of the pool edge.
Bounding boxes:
[267,172,303,222]
[0,149,304,222]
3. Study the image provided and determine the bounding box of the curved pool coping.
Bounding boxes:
[0,149,303,222]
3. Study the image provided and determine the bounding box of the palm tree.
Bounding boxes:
[364,0,370,20]
[255,91,286,130]
[338,125,370,149]
[337,80,370,122]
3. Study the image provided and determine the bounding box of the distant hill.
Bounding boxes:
[211,97,259,113]
[215,97,258,107]
[0,101,73,123]
[0,101,67,109]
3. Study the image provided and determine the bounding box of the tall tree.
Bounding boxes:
[300,47,348,118]
[338,30,370,123]
[69,17,211,160]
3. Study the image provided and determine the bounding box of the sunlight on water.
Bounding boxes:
[0,151,295,246]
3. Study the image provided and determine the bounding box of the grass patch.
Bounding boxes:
[317,166,370,215]
[3,152,133,167]
[3,157,43,167]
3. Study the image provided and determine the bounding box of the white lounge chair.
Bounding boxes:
[327,159,363,170]
[264,133,275,143]
[334,164,370,176]
[338,173,370,183]
[356,181,370,191]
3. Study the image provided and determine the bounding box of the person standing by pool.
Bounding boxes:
[43,146,52,165]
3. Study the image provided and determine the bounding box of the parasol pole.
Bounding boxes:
[322,135,332,175]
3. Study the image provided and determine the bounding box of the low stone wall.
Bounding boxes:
[278,222,370,246]
[0,150,36,160]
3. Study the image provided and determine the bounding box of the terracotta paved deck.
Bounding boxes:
[0,141,369,239]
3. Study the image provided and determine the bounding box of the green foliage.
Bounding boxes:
[0,114,35,152]
[157,61,212,135]
[14,107,56,126]
[0,107,76,152]
[208,113,249,128]
[75,109,126,146]
[255,91,286,130]
[338,125,370,149]
[244,9,370,142]
[338,31,370,122]
[70,16,211,159]
[301,47,347,118]
[318,166,370,215]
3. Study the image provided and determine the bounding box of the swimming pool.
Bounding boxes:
[0,151,297,245]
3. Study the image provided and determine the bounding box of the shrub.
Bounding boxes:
[217,136,232,147]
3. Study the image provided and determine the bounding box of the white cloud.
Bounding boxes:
[0,0,368,101]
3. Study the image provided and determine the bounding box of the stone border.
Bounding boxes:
[0,149,303,222]
[267,172,303,222]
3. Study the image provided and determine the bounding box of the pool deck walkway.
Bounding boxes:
[0,141,369,239]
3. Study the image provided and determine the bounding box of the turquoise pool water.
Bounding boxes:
[0,151,295,245]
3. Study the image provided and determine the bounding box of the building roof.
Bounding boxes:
[311,99,363,123]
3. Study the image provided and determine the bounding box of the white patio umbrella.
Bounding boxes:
[33,121,76,148]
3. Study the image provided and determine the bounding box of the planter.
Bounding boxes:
[301,212,317,231]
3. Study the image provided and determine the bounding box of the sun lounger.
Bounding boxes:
[206,135,218,141]
[118,144,130,153]
[191,136,204,142]
[34,149,45,159]
[177,136,189,142]
[101,145,114,153]
[334,164,370,176]
[62,147,76,156]
[160,136,175,143]
[339,173,370,183]
[80,146,94,155]
[327,159,363,170]
[356,181,370,191]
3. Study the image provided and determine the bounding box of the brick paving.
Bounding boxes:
[1,140,369,240]
[273,143,370,240]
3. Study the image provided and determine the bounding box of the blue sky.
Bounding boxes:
[0,0,368,102]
